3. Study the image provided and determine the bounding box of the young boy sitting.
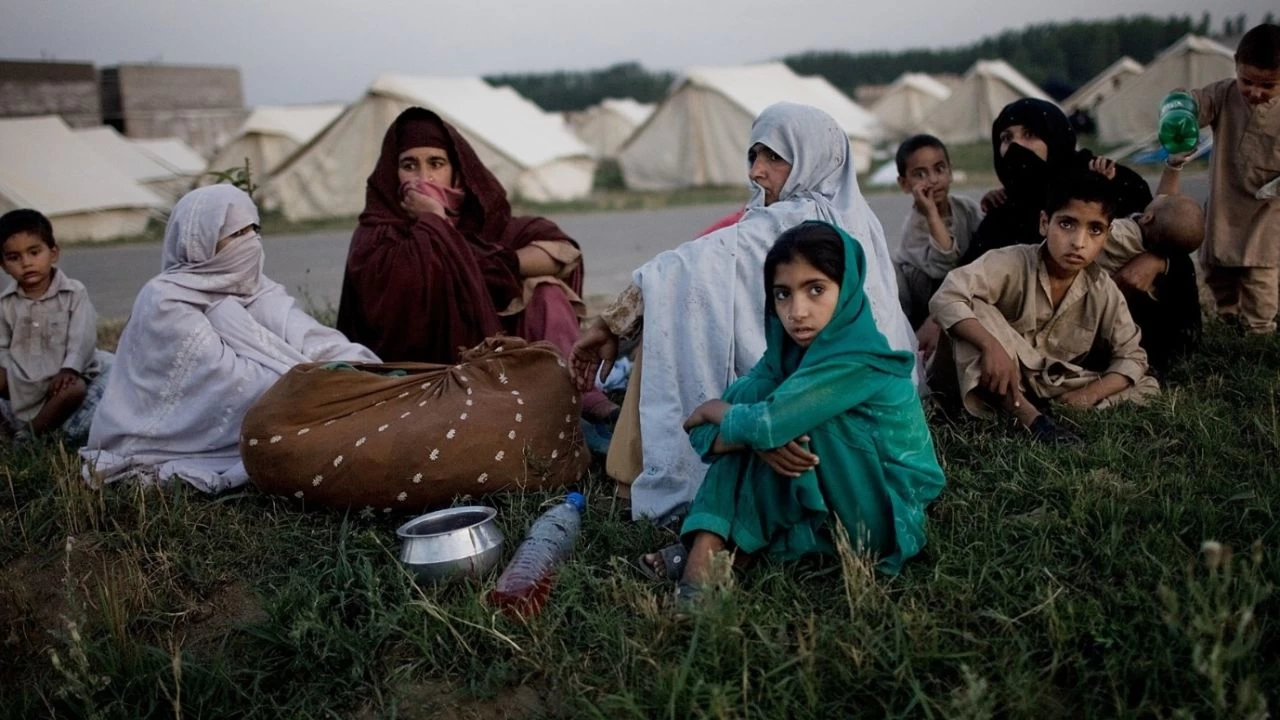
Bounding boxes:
[1187,23,1280,333]
[892,134,984,329]
[1091,158,1205,375]
[928,171,1159,444]
[0,209,103,442]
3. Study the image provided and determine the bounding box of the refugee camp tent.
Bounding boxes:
[1063,57,1145,114]
[131,137,208,193]
[263,75,596,220]
[207,104,345,179]
[1095,35,1235,144]
[568,98,655,159]
[0,116,163,241]
[922,60,1052,144]
[75,125,194,205]
[871,73,953,139]
[617,63,882,191]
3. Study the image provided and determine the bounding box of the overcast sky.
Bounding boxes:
[3,0,1271,105]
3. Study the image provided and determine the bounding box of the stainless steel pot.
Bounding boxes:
[396,506,505,583]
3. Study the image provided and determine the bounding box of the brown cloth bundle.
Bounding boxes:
[241,338,588,512]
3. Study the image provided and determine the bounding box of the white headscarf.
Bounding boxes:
[628,102,915,521]
[81,186,379,493]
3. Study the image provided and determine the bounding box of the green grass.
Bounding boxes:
[2,324,1279,718]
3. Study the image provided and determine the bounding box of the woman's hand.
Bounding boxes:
[683,399,730,431]
[401,188,447,219]
[570,318,619,393]
[757,437,819,478]
[980,188,1008,213]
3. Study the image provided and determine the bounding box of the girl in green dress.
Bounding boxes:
[644,220,946,600]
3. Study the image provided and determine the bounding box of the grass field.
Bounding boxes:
[2,322,1277,718]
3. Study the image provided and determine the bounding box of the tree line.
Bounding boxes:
[486,11,1271,111]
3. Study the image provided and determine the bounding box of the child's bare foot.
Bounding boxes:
[637,543,687,581]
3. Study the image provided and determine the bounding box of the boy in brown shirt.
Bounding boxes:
[929,171,1159,444]
[1189,24,1280,333]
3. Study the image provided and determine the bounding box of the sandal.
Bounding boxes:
[637,543,688,581]
[672,580,703,615]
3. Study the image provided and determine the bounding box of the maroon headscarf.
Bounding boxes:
[337,107,579,363]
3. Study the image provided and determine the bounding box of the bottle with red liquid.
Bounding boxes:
[487,492,585,617]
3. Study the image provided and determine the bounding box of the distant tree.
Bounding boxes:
[480,14,1214,113]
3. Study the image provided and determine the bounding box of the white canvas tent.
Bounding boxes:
[0,116,163,241]
[923,60,1052,144]
[207,104,345,179]
[871,73,953,139]
[263,75,596,220]
[1063,57,1145,114]
[1095,35,1235,144]
[568,98,655,159]
[75,126,193,205]
[618,63,882,191]
[132,138,208,177]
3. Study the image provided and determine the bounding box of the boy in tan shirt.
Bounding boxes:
[1189,23,1280,333]
[930,171,1159,444]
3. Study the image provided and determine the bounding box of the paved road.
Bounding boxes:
[61,176,1209,320]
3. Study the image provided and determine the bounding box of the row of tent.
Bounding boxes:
[0,116,208,242]
[867,34,1235,145]
[0,34,1239,240]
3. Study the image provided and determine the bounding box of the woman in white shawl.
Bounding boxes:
[572,102,915,522]
[81,185,379,493]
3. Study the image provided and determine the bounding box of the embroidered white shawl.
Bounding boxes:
[629,102,917,521]
[81,185,379,493]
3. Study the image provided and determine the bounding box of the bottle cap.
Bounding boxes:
[565,492,586,512]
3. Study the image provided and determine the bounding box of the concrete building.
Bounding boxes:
[0,60,101,128]
[100,63,248,158]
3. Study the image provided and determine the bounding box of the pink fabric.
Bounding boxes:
[507,284,611,413]
[400,179,466,225]
[696,208,746,238]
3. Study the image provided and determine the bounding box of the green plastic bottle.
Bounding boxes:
[1158,91,1200,155]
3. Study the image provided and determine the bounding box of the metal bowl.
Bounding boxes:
[396,506,505,583]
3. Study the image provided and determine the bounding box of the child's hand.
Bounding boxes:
[979,345,1020,399]
[910,180,939,216]
[683,399,731,431]
[980,188,1008,213]
[757,437,819,478]
[1055,388,1097,408]
[915,317,942,361]
[570,319,618,393]
[1113,253,1167,294]
[1088,156,1117,180]
[47,369,82,398]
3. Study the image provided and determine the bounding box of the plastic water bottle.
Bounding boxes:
[487,492,585,616]
[1158,91,1200,155]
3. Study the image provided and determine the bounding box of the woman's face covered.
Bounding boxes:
[991,99,1076,202]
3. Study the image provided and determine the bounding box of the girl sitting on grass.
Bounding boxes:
[640,221,946,605]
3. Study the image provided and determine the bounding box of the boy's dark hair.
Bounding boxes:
[764,222,845,308]
[1044,170,1116,221]
[1236,24,1280,70]
[895,134,950,176]
[0,209,56,249]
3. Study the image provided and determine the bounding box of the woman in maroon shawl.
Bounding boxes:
[337,107,617,419]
